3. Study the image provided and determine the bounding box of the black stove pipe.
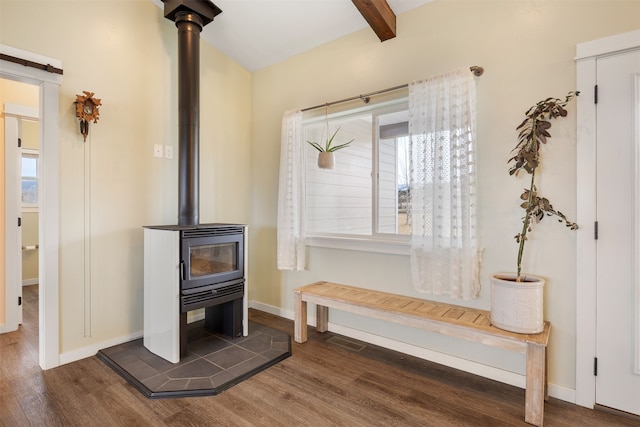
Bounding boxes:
[163,0,222,226]
[176,11,202,226]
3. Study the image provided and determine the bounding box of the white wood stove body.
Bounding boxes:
[143,225,248,363]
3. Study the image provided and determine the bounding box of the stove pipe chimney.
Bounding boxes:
[163,0,222,225]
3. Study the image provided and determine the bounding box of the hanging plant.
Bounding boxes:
[306,105,354,169]
[306,126,353,153]
[307,127,354,169]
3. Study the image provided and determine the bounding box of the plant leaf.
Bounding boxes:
[327,140,353,152]
[306,141,324,152]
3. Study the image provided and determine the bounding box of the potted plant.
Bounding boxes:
[490,91,579,334]
[307,126,353,169]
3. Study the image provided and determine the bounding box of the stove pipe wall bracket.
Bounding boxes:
[162,0,222,226]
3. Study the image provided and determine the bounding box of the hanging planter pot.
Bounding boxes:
[317,151,335,169]
[307,105,354,171]
[490,273,545,334]
[307,126,352,170]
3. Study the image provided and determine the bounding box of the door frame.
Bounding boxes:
[0,45,61,370]
[576,29,640,409]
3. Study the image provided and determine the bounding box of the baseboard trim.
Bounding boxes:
[59,330,143,366]
[22,278,38,286]
[248,300,576,404]
[56,299,576,405]
[59,311,217,366]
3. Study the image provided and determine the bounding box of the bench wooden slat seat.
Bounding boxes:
[294,281,550,426]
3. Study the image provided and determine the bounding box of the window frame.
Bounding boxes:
[303,97,412,254]
[21,147,39,212]
[372,104,411,240]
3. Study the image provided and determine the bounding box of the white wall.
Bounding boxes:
[0,0,251,354]
[249,0,640,393]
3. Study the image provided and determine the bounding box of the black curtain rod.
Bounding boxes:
[0,53,63,75]
[301,65,483,113]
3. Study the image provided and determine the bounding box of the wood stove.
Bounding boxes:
[143,223,247,363]
[143,1,241,364]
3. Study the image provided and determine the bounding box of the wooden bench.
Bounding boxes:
[294,281,550,426]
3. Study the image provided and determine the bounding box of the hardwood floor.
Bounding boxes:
[1,285,638,426]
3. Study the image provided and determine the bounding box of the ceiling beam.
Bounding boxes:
[351,0,396,42]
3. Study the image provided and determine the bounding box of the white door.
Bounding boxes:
[595,48,640,416]
[2,113,23,332]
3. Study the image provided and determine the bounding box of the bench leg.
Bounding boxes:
[545,346,549,401]
[294,291,307,343]
[316,305,328,333]
[525,343,546,426]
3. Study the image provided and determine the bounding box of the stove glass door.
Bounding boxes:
[190,242,237,277]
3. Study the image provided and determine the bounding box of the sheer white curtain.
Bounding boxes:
[408,68,481,299]
[277,109,306,270]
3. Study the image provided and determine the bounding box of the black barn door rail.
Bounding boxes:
[0,53,63,75]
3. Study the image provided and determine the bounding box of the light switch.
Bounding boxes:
[165,145,174,159]
[153,144,163,158]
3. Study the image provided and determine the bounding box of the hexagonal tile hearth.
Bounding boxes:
[97,321,291,398]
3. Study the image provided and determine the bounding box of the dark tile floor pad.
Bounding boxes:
[97,320,291,398]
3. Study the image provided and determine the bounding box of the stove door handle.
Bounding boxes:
[180,261,186,281]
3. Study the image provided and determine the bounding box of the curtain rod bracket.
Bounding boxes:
[470,66,484,77]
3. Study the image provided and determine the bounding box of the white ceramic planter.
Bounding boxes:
[490,273,545,334]
[317,152,335,169]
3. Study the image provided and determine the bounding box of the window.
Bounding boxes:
[303,99,410,245]
[21,149,39,209]
[278,68,479,297]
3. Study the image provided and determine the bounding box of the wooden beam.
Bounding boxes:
[351,0,396,42]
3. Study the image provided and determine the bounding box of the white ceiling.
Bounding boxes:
[151,0,432,72]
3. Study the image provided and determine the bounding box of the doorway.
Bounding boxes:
[576,30,640,416]
[0,46,61,369]
[3,96,39,333]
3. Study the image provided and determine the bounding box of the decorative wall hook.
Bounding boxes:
[75,91,101,142]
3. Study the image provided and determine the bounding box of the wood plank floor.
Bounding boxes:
[1,285,639,426]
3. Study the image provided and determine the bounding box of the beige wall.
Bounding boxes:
[250,0,640,391]
[0,79,39,324]
[0,0,251,352]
